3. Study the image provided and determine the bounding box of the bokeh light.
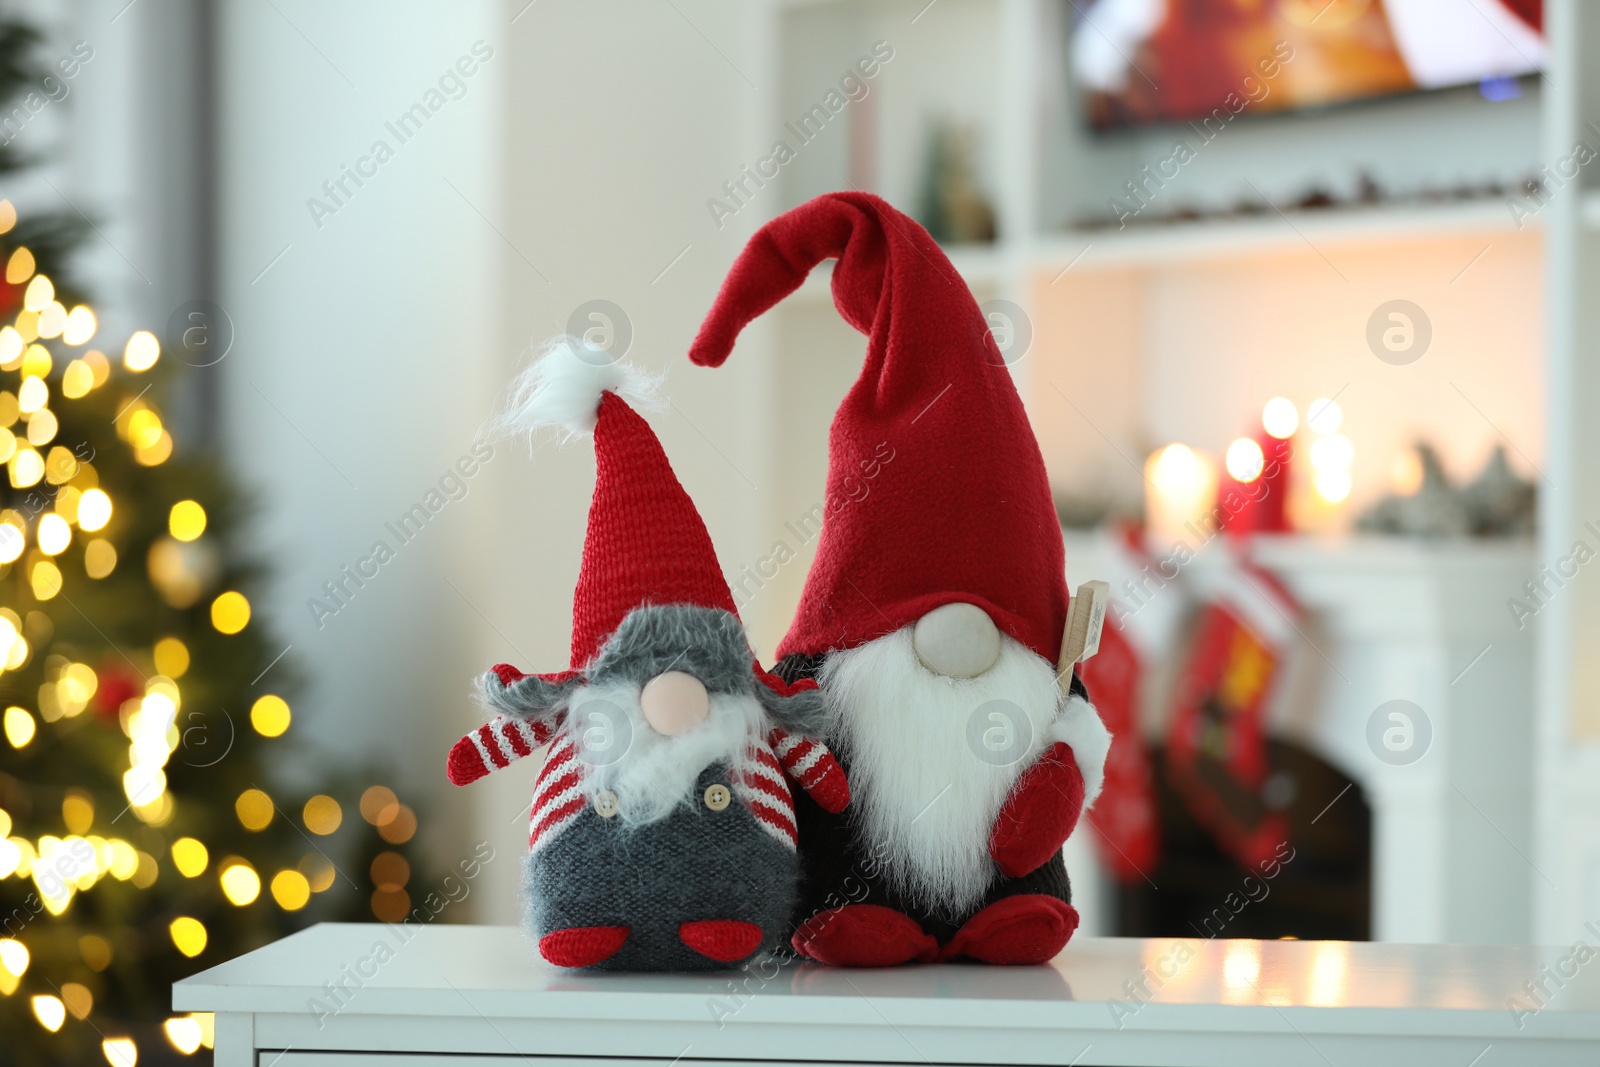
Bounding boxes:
[219,861,261,906]
[169,917,207,958]
[123,330,160,372]
[250,694,291,737]
[234,789,274,831]
[78,488,113,531]
[270,869,311,911]
[1262,397,1299,439]
[302,795,341,835]
[168,500,206,541]
[210,591,250,634]
[170,837,209,878]
[1225,437,1266,483]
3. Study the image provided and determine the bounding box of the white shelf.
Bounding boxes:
[176,923,1600,1065]
[1035,197,1530,273]
[782,192,1600,298]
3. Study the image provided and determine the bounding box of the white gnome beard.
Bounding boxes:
[570,684,765,827]
[821,627,1064,916]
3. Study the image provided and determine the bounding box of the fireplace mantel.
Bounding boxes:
[1064,532,1537,944]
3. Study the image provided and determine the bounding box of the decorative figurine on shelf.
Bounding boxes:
[1360,442,1536,539]
[1461,444,1537,537]
[444,339,849,972]
[689,192,1111,966]
[1357,442,1471,539]
[917,118,997,244]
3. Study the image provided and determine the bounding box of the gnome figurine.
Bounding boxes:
[690,193,1112,966]
[446,340,849,971]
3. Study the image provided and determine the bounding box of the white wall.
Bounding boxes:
[216,0,506,884]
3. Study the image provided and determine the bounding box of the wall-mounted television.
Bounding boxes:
[1072,0,1544,131]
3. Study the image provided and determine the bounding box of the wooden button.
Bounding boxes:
[703,784,730,811]
[593,790,619,818]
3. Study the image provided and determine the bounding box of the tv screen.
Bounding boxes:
[1072,0,1544,130]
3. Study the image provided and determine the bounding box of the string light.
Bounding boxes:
[78,488,113,531]
[63,305,96,345]
[219,861,261,906]
[61,981,92,1019]
[303,795,341,835]
[170,837,209,878]
[169,917,207,958]
[84,537,117,578]
[22,274,52,312]
[102,1037,138,1066]
[169,500,206,541]
[152,636,190,678]
[31,994,65,1032]
[250,694,291,737]
[4,706,35,748]
[62,358,94,397]
[0,938,28,977]
[5,246,33,283]
[235,789,274,831]
[360,786,399,826]
[26,408,56,446]
[37,512,71,554]
[270,869,311,911]
[31,559,62,600]
[123,330,160,372]
[211,591,251,634]
[16,374,45,413]
[164,1016,204,1055]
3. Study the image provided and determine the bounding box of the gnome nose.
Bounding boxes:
[639,671,710,735]
[913,602,1001,678]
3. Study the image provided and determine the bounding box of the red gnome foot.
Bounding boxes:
[940,895,1079,965]
[680,920,764,963]
[538,925,630,968]
[792,904,938,967]
[989,742,1087,878]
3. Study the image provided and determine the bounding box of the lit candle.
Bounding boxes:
[1144,443,1218,547]
[1220,398,1295,535]
[1296,398,1352,531]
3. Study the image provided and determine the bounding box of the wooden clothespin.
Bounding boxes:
[1057,580,1110,689]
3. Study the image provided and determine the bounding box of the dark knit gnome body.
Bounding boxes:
[528,761,797,971]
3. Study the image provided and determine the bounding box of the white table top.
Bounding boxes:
[174,923,1600,1066]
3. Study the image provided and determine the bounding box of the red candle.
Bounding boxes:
[1219,400,1295,535]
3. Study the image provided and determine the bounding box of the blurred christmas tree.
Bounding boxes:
[0,18,429,1067]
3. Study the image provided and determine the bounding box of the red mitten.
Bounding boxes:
[988,742,1087,879]
[768,729,850,813]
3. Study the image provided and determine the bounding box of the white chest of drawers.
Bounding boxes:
[173,923,1600,1066]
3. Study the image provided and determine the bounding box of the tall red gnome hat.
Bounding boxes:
[690,192,1067,664]
[494,339,738,668]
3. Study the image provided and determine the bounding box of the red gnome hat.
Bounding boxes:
[495,340,737,669]
[690,192,1067,665]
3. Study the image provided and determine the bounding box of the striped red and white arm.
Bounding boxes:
[446,714,557,786]
[529,732,585,852]
[767,729,851,814]
[737,744,798,851]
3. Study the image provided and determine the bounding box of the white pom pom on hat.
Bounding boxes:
[489,335,663,442]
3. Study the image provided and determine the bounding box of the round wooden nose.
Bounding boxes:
[638,671,710,735]
[912,602,1001,678]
